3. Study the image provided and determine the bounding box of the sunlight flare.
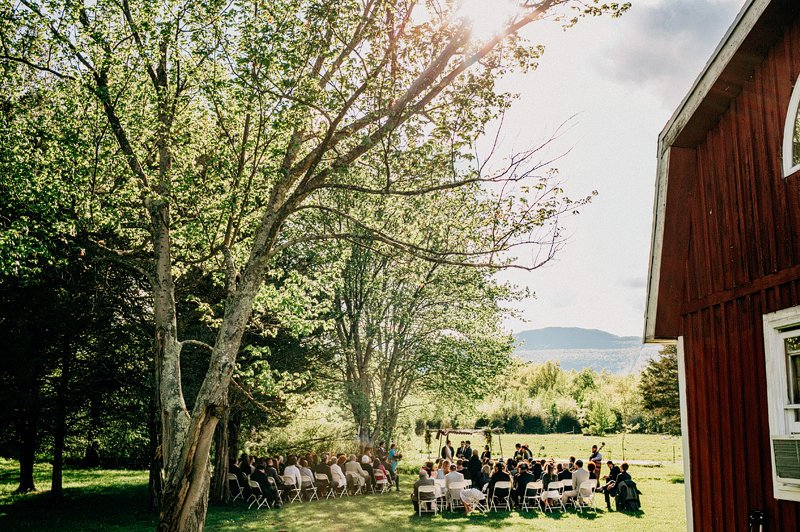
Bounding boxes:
[457,0,522,41]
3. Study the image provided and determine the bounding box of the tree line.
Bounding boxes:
[415,348,681,438]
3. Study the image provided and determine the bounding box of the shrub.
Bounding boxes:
[505,414,523,433]
[555,412,581,434]
[522,414,546,434]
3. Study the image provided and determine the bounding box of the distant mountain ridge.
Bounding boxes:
[514,327,642,350]
[512,327,659,374]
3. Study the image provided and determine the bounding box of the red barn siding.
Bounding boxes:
[670,14,800,532]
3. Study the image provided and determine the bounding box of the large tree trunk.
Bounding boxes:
[51,346,71,498]
[16,394,39,493]
[210,407,230,504]
[148,396,164,512]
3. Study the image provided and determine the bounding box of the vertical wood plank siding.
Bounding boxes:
[676,16,800,531]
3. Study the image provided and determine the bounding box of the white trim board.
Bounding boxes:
[677,337,693,531]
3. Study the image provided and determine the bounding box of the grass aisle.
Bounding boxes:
[1,459,685,531]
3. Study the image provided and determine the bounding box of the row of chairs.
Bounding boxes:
[228,468,393,510]
[417,477,597,516]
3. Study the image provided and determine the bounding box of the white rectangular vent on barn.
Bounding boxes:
[773,436,800,485]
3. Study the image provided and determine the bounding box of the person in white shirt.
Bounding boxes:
[330,456,347,488]
[299,459,315,491]
[283,455,303,491]
[444,463,464,489]
[562,459,590,504]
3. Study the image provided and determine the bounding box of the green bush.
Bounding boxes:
[505,414,523,433]
[555,412,581,434]
[522,414,545,434]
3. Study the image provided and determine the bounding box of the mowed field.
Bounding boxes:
[399,432,683,468]
[0,434,686,531]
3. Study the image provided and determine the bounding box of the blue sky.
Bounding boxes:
[493,0,747,337]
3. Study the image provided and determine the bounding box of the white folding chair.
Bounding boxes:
[575,479,597,513]
[266,476,281,505]
[374,470,389,494]
[282,475,302,503]
[417,485,438,516]
[315,473,335,499]
[227,473,244,502]
[346,472,363,495]
[434,478,447,506]
[543,480,566,512]
[490,481,512,511]
[332,475,348,497]
[448,481,467,511]
[301,475,318,501]
[247,480,267,509]
[521,481,543,512]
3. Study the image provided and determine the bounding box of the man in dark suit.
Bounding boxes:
[228,458,250,498]
[600,460,626,510]
[457,459,472,480]
[315,454,333,481]
[511,463,536,508]
[464,441,473,460]
[251,461,281,507]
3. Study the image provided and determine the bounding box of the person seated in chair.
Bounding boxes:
[228,457,251,498]
[299,459,315,497]
[344,454,368,490]
[444,463,464,490]
[561,459,589,505]
[411,469,435,513]
[360,455,376,490]
[599,460,622,510]
[252,461,281,507]
[511,462,536,508]
[487,462,511,506]
[557,462,572,481]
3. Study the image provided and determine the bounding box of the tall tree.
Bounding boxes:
[2,1,629,529]
[639,344,680,434]
[330,240,514,447]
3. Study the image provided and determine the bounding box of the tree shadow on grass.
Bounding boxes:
[0,482,155,532]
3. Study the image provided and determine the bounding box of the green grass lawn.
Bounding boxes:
[0,433,686,531]
[401,432,683,466]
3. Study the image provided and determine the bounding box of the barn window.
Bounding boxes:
[763,307,800,502]
[783,77,800,177]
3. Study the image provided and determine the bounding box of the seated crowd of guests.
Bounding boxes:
[411,440,635,514]
[228,442,401,508]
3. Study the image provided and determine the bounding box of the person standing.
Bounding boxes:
[589,445,603,485]
[481,445,491,463]
[388,443,400,491]
[441,440,454,461]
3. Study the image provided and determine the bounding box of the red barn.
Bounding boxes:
[644,0,800,530]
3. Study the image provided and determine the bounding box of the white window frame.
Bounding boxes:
[783,76,800,177]
[762,306,800,502]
